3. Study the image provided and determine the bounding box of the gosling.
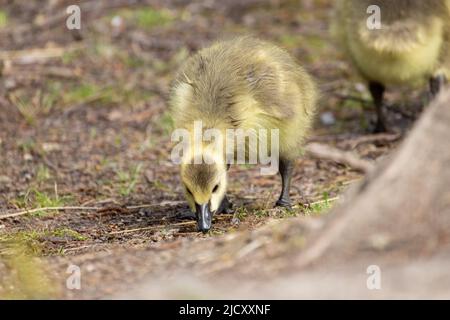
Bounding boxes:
[333,0,450,131]
[169,37,317,232]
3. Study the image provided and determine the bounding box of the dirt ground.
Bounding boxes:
[0,0,432,299]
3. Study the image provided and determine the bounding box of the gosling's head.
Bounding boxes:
[181,155,227,233]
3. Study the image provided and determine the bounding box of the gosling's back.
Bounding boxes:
[170,37,317,159]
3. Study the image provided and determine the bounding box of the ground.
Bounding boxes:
[0,0,428,299]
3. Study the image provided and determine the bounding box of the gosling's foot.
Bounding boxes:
[430,74,447,98]
[275,198,292,209]
[372,118,388,133]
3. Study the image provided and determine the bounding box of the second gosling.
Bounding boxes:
[170,37,317,232]
[333,0,450,131]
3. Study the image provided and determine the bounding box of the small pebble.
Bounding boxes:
[85,264,96,272]
[0,175,11,184]
[23,153,33,161]
[42,142,61,152]
[231,217,240,226]
[4,78,16,90]
[320,112,336,126]
[111,15,124,28]
[355,83,366,93]
[368,233,391,250]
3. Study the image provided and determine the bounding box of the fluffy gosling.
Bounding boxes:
[169,37,317,232]
[333,0,450,131]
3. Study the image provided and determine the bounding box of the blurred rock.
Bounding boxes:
[320,111,336,126]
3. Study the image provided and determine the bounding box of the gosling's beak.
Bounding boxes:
[195,202,212,233]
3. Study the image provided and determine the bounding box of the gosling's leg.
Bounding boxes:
[217,195,233,214]
[429,74,447,98]
[275,158,294,208]
[369,81,387,133]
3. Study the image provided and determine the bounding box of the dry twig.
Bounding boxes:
[108,221,196,235]
[342,133,402,149]
[0,206,99,220]
[305,142,375,173]
[0,201,185,220]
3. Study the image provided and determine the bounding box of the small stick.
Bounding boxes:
[0,198,339,221]
[0,201,186,220]
[0,47,67,64]
[126,201,184,210]
[331,92,372,106]
[305,142,375,173]
[63,245,94,253]
[0,206,99,220]
[108,221,196,235]
[299,197,340,208]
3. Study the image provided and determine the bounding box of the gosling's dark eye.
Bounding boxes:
[212,184,219,193]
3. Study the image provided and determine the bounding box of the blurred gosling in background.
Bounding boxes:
[333,0,450,131]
